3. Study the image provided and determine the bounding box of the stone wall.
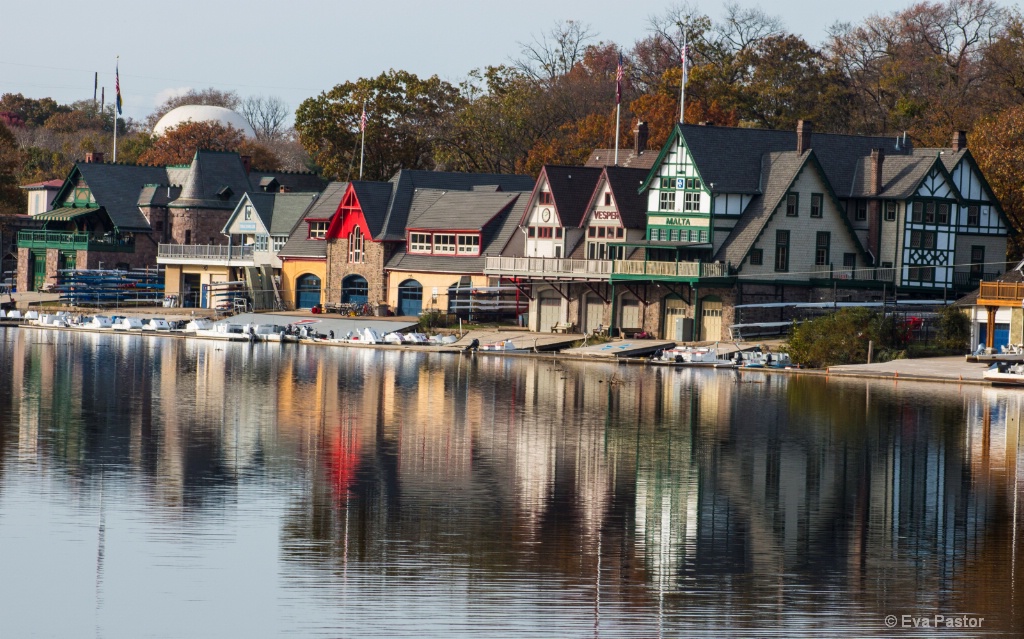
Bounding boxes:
[325,238,389,306]
[167,208,231,245]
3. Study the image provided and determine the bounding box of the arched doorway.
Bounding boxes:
[663,296,688,340]
[397,279,423,316]
[342,274,368,304]
[700,296,723,341]
[295,273,322,309]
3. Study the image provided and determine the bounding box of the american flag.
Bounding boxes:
[115,62,123,116]
[681,43,690,69]
[360,104,367,132]
[615,53,623,105]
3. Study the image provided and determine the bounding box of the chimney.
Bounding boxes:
[870,148,885,195]
[85,151,104,164]
[796,120,813,154]
[279,185,292,193]
[952,130,967,152]
[633,121,649,155]
[240,155,252,174]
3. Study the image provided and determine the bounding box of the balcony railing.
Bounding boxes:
[809,263,896,284]
[17,230,135,253]
[978,281,1024,303]
[484,256,612,279]
[157,244,254,263]
[613,259,728,279]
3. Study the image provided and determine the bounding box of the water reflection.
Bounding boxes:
[0,327,1022,637]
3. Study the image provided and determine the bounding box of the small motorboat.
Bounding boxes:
[478,339,524,352]
[86,315,115,330]
[247,324,299,343]
[114,317,144,331]
[194,323,249,341]
[143,318,172,331]
[653,345,736,367]
[741,351,792,369]
[183,318,214,333]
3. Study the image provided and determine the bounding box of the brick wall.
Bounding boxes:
[325,238,389,305]
[167,208,231,245]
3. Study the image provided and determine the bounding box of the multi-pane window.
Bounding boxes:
[970,246,985,279]
[683,191,700,211]
[775,230,789,272]
[273,236,287,252]
[967,205,980,225]
[885,201,897,222]
[457,235,480,255]
[433,234,456,254]
[410,233,431,253]
[786,193,798,216]
[856,200,867,221]
[308,221,329,239]
[750,248,763,265]
[912,202,923,222]
[537,227,553,238]
[254,234,269,251]
[244,205,253,220]
[925,202,936,223]
[815,231,831,266]
[937,203,949,224]
[538,191,552,205]
[810,193,823,218]
[348,226,364,263]
[843,253,856,269]
[908,266,935,282]
[699,230,708,242]
[659,177,675,211]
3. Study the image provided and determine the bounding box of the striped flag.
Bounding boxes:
[360,103,367,132]
[115,62,123,116]
[616,53,623,105]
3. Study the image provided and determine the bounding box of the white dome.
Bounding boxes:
[153,105,255,138]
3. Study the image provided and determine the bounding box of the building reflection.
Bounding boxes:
[1,328,1023,632]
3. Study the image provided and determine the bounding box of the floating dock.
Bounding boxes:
[561,339,676,359]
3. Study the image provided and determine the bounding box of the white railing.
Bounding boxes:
[157,244,254,261]
[484,256,612,278]
[613,260,727,278]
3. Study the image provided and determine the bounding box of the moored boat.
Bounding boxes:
[984,363,1024,385]
[653,345,736,367]
[113,317,144,331]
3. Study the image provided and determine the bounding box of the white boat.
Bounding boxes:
[247,324,299,343]
[741,351,792,369]
[114,317,144,331]
[5,310,22,319]
[183,318,214,333]
[383,332,405,344]
[654,345,736,367]
[194,323,249,341]
[344,327,382,344]
[86,316,115,329]
[984,363,1024,385]
[143,318,172,331]
[478,339,524,352]
[24,310,39,321]
[402,332,430,344]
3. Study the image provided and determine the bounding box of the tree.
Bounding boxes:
[294,69,463,181]
[0,122,24,217]
[146,88,241,130]
[515,20,596,82]
[970,105,1024,257]
[138,120,244,166]
[0,93,69,127]
[240,95,290,141]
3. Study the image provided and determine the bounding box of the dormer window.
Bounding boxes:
[217,186,233,200]
[457,235,480,255]
[308,221,328,239]
[408,231,480,256]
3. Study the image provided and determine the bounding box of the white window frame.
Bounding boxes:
[309,221,328,239]
[433,234,456,254]
[410,233,432,253]
[457,234,480,255]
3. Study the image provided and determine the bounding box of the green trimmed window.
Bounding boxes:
[810,193,823,218]
[786,193,798,217]
[775,230,789,272]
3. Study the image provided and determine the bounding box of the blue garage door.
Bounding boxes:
[981,323,1011,351]
[397,280,423,316]
[296,274,322,309]
[342,275,368,305]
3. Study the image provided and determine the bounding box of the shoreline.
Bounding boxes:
[1,321,1000,387]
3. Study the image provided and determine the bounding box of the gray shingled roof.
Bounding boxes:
[406,190,521,231]
[847,153,938,199]
[377,170,535,241]
[277,181,348,259]
[534,166,603,228]
[384,192,525,274]
[715,151,808,268]
[73,162,169,231]
[239,192,318,236]
[603,167,649,229]
[677,124,912,196]
[250,170,326,193]
[350,181,394,237]
[169,150,253,210]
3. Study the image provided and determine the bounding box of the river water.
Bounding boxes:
[0,326,1021,638]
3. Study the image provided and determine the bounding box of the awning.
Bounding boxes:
[31,206,102,222]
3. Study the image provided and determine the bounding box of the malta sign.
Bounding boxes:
[648,215,708,228]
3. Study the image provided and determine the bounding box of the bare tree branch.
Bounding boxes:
[240,95,290,141]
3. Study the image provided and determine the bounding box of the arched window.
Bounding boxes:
[348,226,364,263]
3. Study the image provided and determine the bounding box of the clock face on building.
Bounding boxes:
[541,207,552,223]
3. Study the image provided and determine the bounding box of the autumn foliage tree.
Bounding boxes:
[138,121,280,170]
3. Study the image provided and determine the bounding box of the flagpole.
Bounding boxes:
[679,31,688,124]
[614,103,621,165]
[359,101,366,180]
[113,56,119,163]
[614,53,622,165]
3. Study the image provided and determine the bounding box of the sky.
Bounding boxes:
[0,0,1005,125]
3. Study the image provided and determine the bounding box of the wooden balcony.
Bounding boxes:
[484,257,612,280]
[977,281,1024,307]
